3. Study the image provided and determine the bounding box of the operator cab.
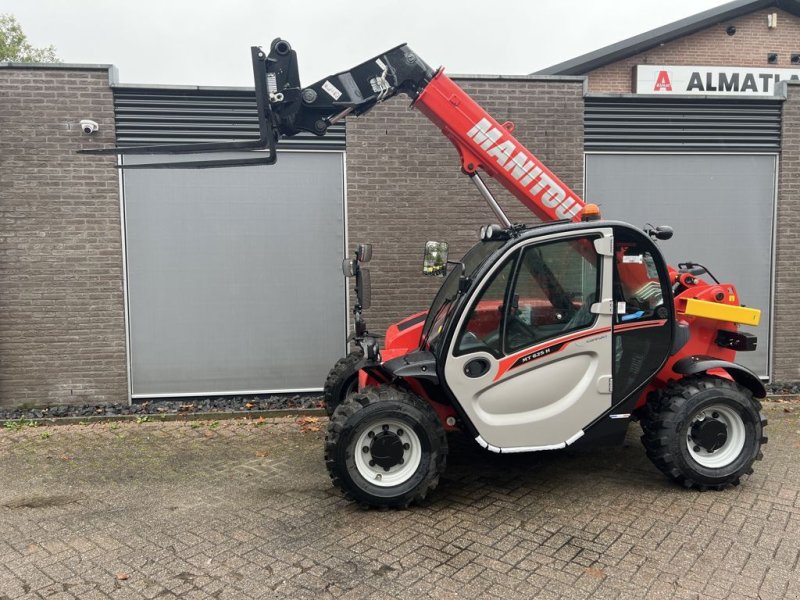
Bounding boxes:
[417,219,674,451]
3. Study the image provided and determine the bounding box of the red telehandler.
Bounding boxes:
[86,39,767,508]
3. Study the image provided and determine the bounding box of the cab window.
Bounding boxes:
[455,236,601,356]
[614,243,666,322]
[455,254,517,357]
[505,237,600,353]
[612,229,673,402]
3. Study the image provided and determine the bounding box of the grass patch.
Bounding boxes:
[3,419,39,431]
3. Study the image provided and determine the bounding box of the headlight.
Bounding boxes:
[342,258,357,277]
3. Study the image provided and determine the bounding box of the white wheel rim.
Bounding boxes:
[354,418,422,487]
[687,404,746,469]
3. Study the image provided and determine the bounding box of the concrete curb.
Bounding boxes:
[1,408,327,427]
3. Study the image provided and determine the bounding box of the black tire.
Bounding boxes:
[322,348,363,417]
[641,375,767,490]
[325,386,448,508]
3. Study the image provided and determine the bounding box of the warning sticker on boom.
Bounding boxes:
[322,80,342,100]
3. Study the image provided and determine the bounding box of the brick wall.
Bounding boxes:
[774,82,800,382]
[588,8,800,93]
[347,77,585,336]
[0,66,127,407]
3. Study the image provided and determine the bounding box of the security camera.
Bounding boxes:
[80,119,99,134]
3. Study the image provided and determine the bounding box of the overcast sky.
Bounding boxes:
[5,0,734,87]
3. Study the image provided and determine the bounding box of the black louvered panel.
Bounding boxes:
[585,97,782,151]
[112,87,345,150]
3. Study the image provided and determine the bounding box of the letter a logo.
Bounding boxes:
[654,70,672,92]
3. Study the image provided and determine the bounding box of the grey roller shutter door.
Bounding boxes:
[122,151,346,397]
[585,154,775,377]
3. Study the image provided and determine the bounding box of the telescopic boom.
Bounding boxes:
[83,38,585,223]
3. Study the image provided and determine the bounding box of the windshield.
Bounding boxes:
[422,240,504,355]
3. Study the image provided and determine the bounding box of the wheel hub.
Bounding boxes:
[369,431,404,470]
[354,419,422,488]
[691,417,728,453]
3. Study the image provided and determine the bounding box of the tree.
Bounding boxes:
[0,14,60,63]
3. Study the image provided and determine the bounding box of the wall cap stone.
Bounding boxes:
[587,91,786,101]
[450,73,586,83]
[0,62,118,85]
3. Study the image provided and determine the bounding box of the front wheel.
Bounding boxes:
[641,375,767,490]
[322,348,363,417]
[325,386,447,508]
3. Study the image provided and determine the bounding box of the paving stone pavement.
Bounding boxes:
[0,405,799,600]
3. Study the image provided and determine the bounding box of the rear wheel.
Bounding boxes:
[325,386,447,508]
[322,348,363,417]
[641,375,767,490]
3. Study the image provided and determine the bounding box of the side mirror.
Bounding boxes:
[342,242,374,277]
[422,241,449,276]
[342,258,357,277]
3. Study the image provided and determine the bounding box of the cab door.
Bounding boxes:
[444,229,614,451]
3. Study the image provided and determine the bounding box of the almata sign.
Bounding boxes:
[635,65,800,96]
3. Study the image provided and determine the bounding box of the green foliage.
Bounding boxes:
[0,14,60,63]
[3,419,39,431]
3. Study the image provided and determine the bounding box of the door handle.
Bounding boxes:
[464,358,490,378]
